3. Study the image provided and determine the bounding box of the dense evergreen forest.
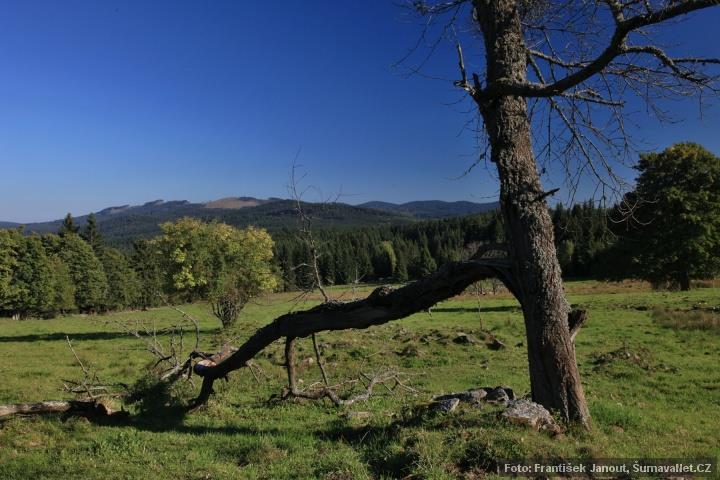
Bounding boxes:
[0,215,140,318]
[272,201,611,290]
[0,201,612,319]
[2,199,420,249]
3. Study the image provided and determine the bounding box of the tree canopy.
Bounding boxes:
[58,233,108,312]
[617,143,720,289]
[152,218,277,327]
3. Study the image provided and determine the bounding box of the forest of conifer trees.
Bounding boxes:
[0,202,616,319]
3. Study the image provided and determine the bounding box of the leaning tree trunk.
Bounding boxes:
[475,0,590,425]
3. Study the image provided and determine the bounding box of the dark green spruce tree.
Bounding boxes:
[81,213,104,252]
[59,233,108,311]
[100,247,140,311]
[58,213,79,237]
[130,239,165,308]
[47,255,76,315]
[13,236,56,317]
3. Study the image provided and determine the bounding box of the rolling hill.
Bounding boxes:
[1,197,498,249]
[359,200,499,218]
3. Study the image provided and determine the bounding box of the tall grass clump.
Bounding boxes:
[651,307,720,332]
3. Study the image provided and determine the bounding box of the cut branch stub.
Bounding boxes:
[194,346,239,376]
[568,309,588,343]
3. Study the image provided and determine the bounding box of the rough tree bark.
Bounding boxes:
[474,0,590,425]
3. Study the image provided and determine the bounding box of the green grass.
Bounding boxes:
[651,306,720,332]
[1,281,719,479]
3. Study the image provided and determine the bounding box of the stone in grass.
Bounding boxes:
[485,336,506,350]
[433,386,514,406]
[453,332,482,345]
[430,397,460,413]
[502,399,563,434]
[463,388,489,404]
[434,392,468,404]
[485,386,514,404]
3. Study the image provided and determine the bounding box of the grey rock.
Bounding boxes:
[431,397,460,412]
[433,386,515,406]
[486,337,506,350]
[498,386,515,400]
[433,393,463,402]
[464,388,489,404]
[484,386,511,404]
[502,399,562,433]
[433,390,481,404]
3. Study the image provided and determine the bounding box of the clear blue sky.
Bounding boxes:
[1,1,718,222]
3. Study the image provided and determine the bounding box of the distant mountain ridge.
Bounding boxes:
[1,196,498,249]
[203,197,269,209]
[359,200,499,219]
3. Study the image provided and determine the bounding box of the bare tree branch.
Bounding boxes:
[190,258,515,408]
[482,0,720,98]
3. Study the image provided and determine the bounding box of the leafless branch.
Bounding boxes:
[281,337,415,406]
[190,257,517,409]
[492,0,720,98]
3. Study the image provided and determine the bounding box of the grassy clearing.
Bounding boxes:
[0,280,719,479]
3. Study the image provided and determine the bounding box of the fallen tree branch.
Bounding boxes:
[281,337,410,406]
[311,333,331,386]
[190,258,514,408]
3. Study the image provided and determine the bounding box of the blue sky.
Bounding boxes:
[1,1,718,222]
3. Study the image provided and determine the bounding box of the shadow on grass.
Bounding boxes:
[432,305,520,314]
[0,328,221,343]
[87,404,285,437]
[314,408,503,479]
[315,418,417,478]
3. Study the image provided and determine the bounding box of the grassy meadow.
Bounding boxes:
[0,280,718,479]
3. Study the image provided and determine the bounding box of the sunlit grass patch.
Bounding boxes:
[651,306,720,332]
[1,280,719,479]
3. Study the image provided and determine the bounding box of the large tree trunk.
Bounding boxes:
[475,0,590,425]
[679,272,691,291]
